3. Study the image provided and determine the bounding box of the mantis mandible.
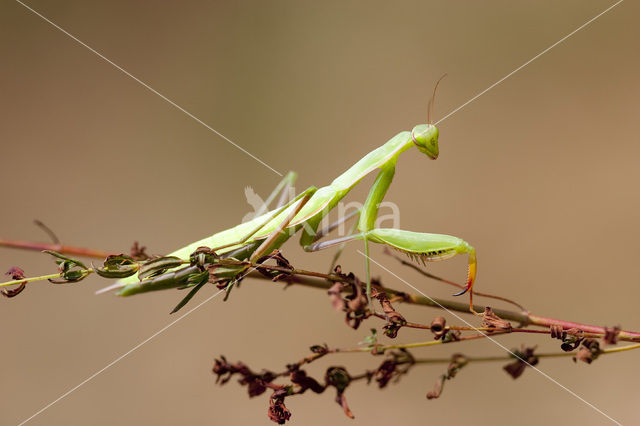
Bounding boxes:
[102,86,478,314]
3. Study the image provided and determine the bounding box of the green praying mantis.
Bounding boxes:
[101,86,478,314]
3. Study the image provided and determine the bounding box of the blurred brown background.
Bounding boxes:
[1,1,639,425]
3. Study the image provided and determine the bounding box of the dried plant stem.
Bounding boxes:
[0,272,73,287]
[339,333,491,353]
[247,271,640,340]
[413,343,640,365]
[0,270,94,287]
[3,239,640,341]
[322,335,640,355]
[368,314,632,341]
[0,238,111,259]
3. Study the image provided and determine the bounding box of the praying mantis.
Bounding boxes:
[102,88,478,314]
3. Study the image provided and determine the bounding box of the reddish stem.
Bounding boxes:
[528,315,640,339]
[0,239,112,259]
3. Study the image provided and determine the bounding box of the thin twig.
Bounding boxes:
[413,343,640,365]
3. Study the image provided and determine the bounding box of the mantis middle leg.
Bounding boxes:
[358,163,397,308]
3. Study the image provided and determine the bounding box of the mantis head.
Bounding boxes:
[411,124,439,159]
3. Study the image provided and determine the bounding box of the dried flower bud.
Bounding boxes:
[327,282,346,312]
[427,354,468,399]
[336,392,354,419]
[430,317,446,333]
[573,339,601,364]
[6,266,25,280]
[383,323,402,339]
[130,241,150,260]
[426,375,445,400]
[550,324,564,339]
[92,254,138,278]
[211,356,276,398]
[290,369,325,394]
[268,387,292,424]
[255,250,294,282]
[482,307,512,331]
[374,359,397,388]
[430,317,447,340]
[447,353,468,378]
[372,288,406,327]
[550,326,585,352]
[503,346,538,379]
[603,326,620,345]
[325,367,355,419]
[327,271,368,329]
[2,266,27,297]
[441,329,461,343]
[309,344,329,355]
[43,250,91,284]
[325,367,351,392]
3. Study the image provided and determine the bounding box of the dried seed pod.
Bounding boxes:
[430,317,446,334]
[550,324,564,339]
[573,339,602,364]
[603,326,620,345]
[2,267,27,298]
[92,254,138,279]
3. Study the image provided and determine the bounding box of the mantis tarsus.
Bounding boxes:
[103,90,478,314]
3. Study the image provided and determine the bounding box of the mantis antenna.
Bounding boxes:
[427,73,447,124]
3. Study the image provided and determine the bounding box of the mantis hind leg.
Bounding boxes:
[312,208,361,243]
[326,210,361,273]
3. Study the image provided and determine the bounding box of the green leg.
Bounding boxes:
[327,211,361,273]
[303,233,362,252]
[299,206,361,273]
[365,228,479,315]
[313,208,361,242]
[357,164,397,312]
[363,236,372,308]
